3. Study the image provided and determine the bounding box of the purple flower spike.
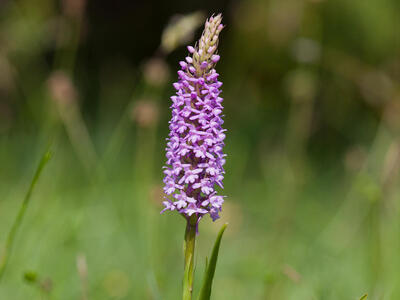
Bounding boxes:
[162,14,226,222]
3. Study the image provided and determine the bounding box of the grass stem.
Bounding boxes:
[0,150,52,282]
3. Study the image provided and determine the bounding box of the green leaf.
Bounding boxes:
[197,223,227,300]
[0,149,52,282]
[359,294,368,300]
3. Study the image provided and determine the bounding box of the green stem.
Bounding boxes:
[0,150,52,282]
[183,216,197,300]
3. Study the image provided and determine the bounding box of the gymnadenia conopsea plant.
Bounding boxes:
[161,14,227,300]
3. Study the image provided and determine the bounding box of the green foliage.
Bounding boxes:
[198,223,227,300]
[0,150,52,282]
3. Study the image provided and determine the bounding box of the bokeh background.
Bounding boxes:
[1,0,400,299]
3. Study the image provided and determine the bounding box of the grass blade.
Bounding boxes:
[0,150,52,282]
[197,223,227,300]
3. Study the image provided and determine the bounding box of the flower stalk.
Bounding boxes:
[183,216,198,300]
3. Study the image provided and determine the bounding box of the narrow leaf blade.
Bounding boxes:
[198,223,227,300]
[0,149,52,282]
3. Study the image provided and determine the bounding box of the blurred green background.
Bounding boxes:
[0,0,400,299]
